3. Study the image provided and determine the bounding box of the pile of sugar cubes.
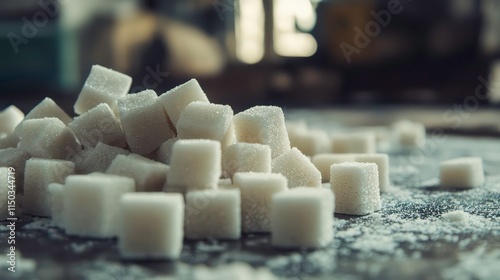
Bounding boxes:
[0,65,486,259]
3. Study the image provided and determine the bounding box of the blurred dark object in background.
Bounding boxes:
[0,0,500,112]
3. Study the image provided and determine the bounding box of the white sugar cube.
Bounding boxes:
[222,143,271,179]
[0,148,30,192]
[158,79,209,126]
[0,105,24,134]
[77,142,130,174]
[233,106,290,158]
[271,187,334,248]
[74,65,132,115]
[64,173,135,238]
[440,157,484,188]
[68,103,126,148]
[312,153,356,182]
[221,121,237,151]
[233,172,288,232]
[392,120,426,147]
[185,189,241,240]
[118,90,175,155]
[148,137,178,164]
[177,102,233,141]
[15,97,72,135]
[354,154,390,192]
[330,162,381,215]
[23,158,75,216]
[218,178,233,188]
[291,129,331,156]
[167,139,221,193]
[0,133,20,149]
[107,154,169,192]
[19,118,79,160]
[272,148,322,188]
[331,132,376,154]
[0,167,11,220]
[118,193,184,259]
[48,183,64,228]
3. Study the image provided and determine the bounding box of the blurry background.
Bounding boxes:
[1,0,500,114]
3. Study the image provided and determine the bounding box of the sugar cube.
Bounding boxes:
[392,120,426,147]
[158,79,209,126]
[148,137,178,164]
[0,148,30,192]
[440,157,484,188]
[185,189,241,240]
[311,153,356,182]
[271,187,334,248]
[177,102,233,141]
[118,193,184,259]
[23,158,75,216]
[233,106,290,158]
[118,90,175,155]
[233,172,288,232]
[331,132,376,154]
[74,65,132,115]
[0,133,20,149]
[290,129,331,156]
[354,154,390,192]
[166,139,221,193]
[330,162,381,215]
[218,178,233,188]
[77,142,130,174]
[15,97,72,135]
[64,173,135,238]
[271,147,322,188]
[0,105,24,134]
[222,143,271,179]
[48,183,64,228]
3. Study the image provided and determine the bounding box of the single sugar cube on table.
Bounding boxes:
[311,153,356,183]
[0,148,30,192]
[167,139,221,193]
[272,147,322,188]
[233,172,288,233]
[74,65,132,115]
[331,132,376,154]
[15,97,73,136]
[68,103,126,148]
[271,187,334,248]
[440,157,484,188]
[118,193,184,260]
[158,79,209,126]
[233,106,290,158]
[222,143,271,179]
[330,162,380,215]
[185,189,241,240]
[48,183,64,228]
[63,173,135,238]
[76,142,130,174]
[118,90,175,155]
[0,105,24,134]
[354,153,390,192]
[23,158,75,217]
[177,102,233,141]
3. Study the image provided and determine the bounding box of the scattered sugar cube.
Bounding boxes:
[0,167,10,220]
[68,103,126,148]
[0,148,30,192]
[311,153,356,182]
[15,97,72,135]
[148,137,178,164]
[271,147,322,188]
[290,129,331,156]
[271,187,334,248]
[158,79,209,126]
[107,154,169,192]
[48,183,64,228]
[233,106,290,158]
[354,153,390,192]
[74,65,132,115]
[118,90,175,155]
[118,193,184,259]
[233,172,288,232]
[330,162,381,215]
[19,118,79,160]
[23,158,75,216]
[77,142,130,174]
[185,189,241,240]
[331,132,376,154]
[392,120,426,147]
[64,173,135,238]
[167,139,221,193]
[0,105,24,134]
[222,143,271,179]
[440,157,484,188]
[177,102,233,142]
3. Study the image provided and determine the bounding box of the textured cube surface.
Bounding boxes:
[118,90,175,155]
[118,193,184,259]
[0,105,24,134]
[271,187,334,248]
[233,172,288,232]
[0,148,30,192]
[272,148,322,188]
[148,137,178,164]
[330,162,380,215]
[233,106,290,158]
[15,98,72,135]
[64,173,135,238]
[74,65,132,115]
[23,158,75,216]
[331,132,376,154]
[355,154,390,192]
[0,133,20,149]
[177,102,233,141]
[158,79,209,126]
[68,103,126,148]
[167,139,221,193]
[77,142,130,174]
[222,143,271,178]
[48,183,64,228]
[185,189,241,240]
[312,154,356,183]
[440,157,484,188]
